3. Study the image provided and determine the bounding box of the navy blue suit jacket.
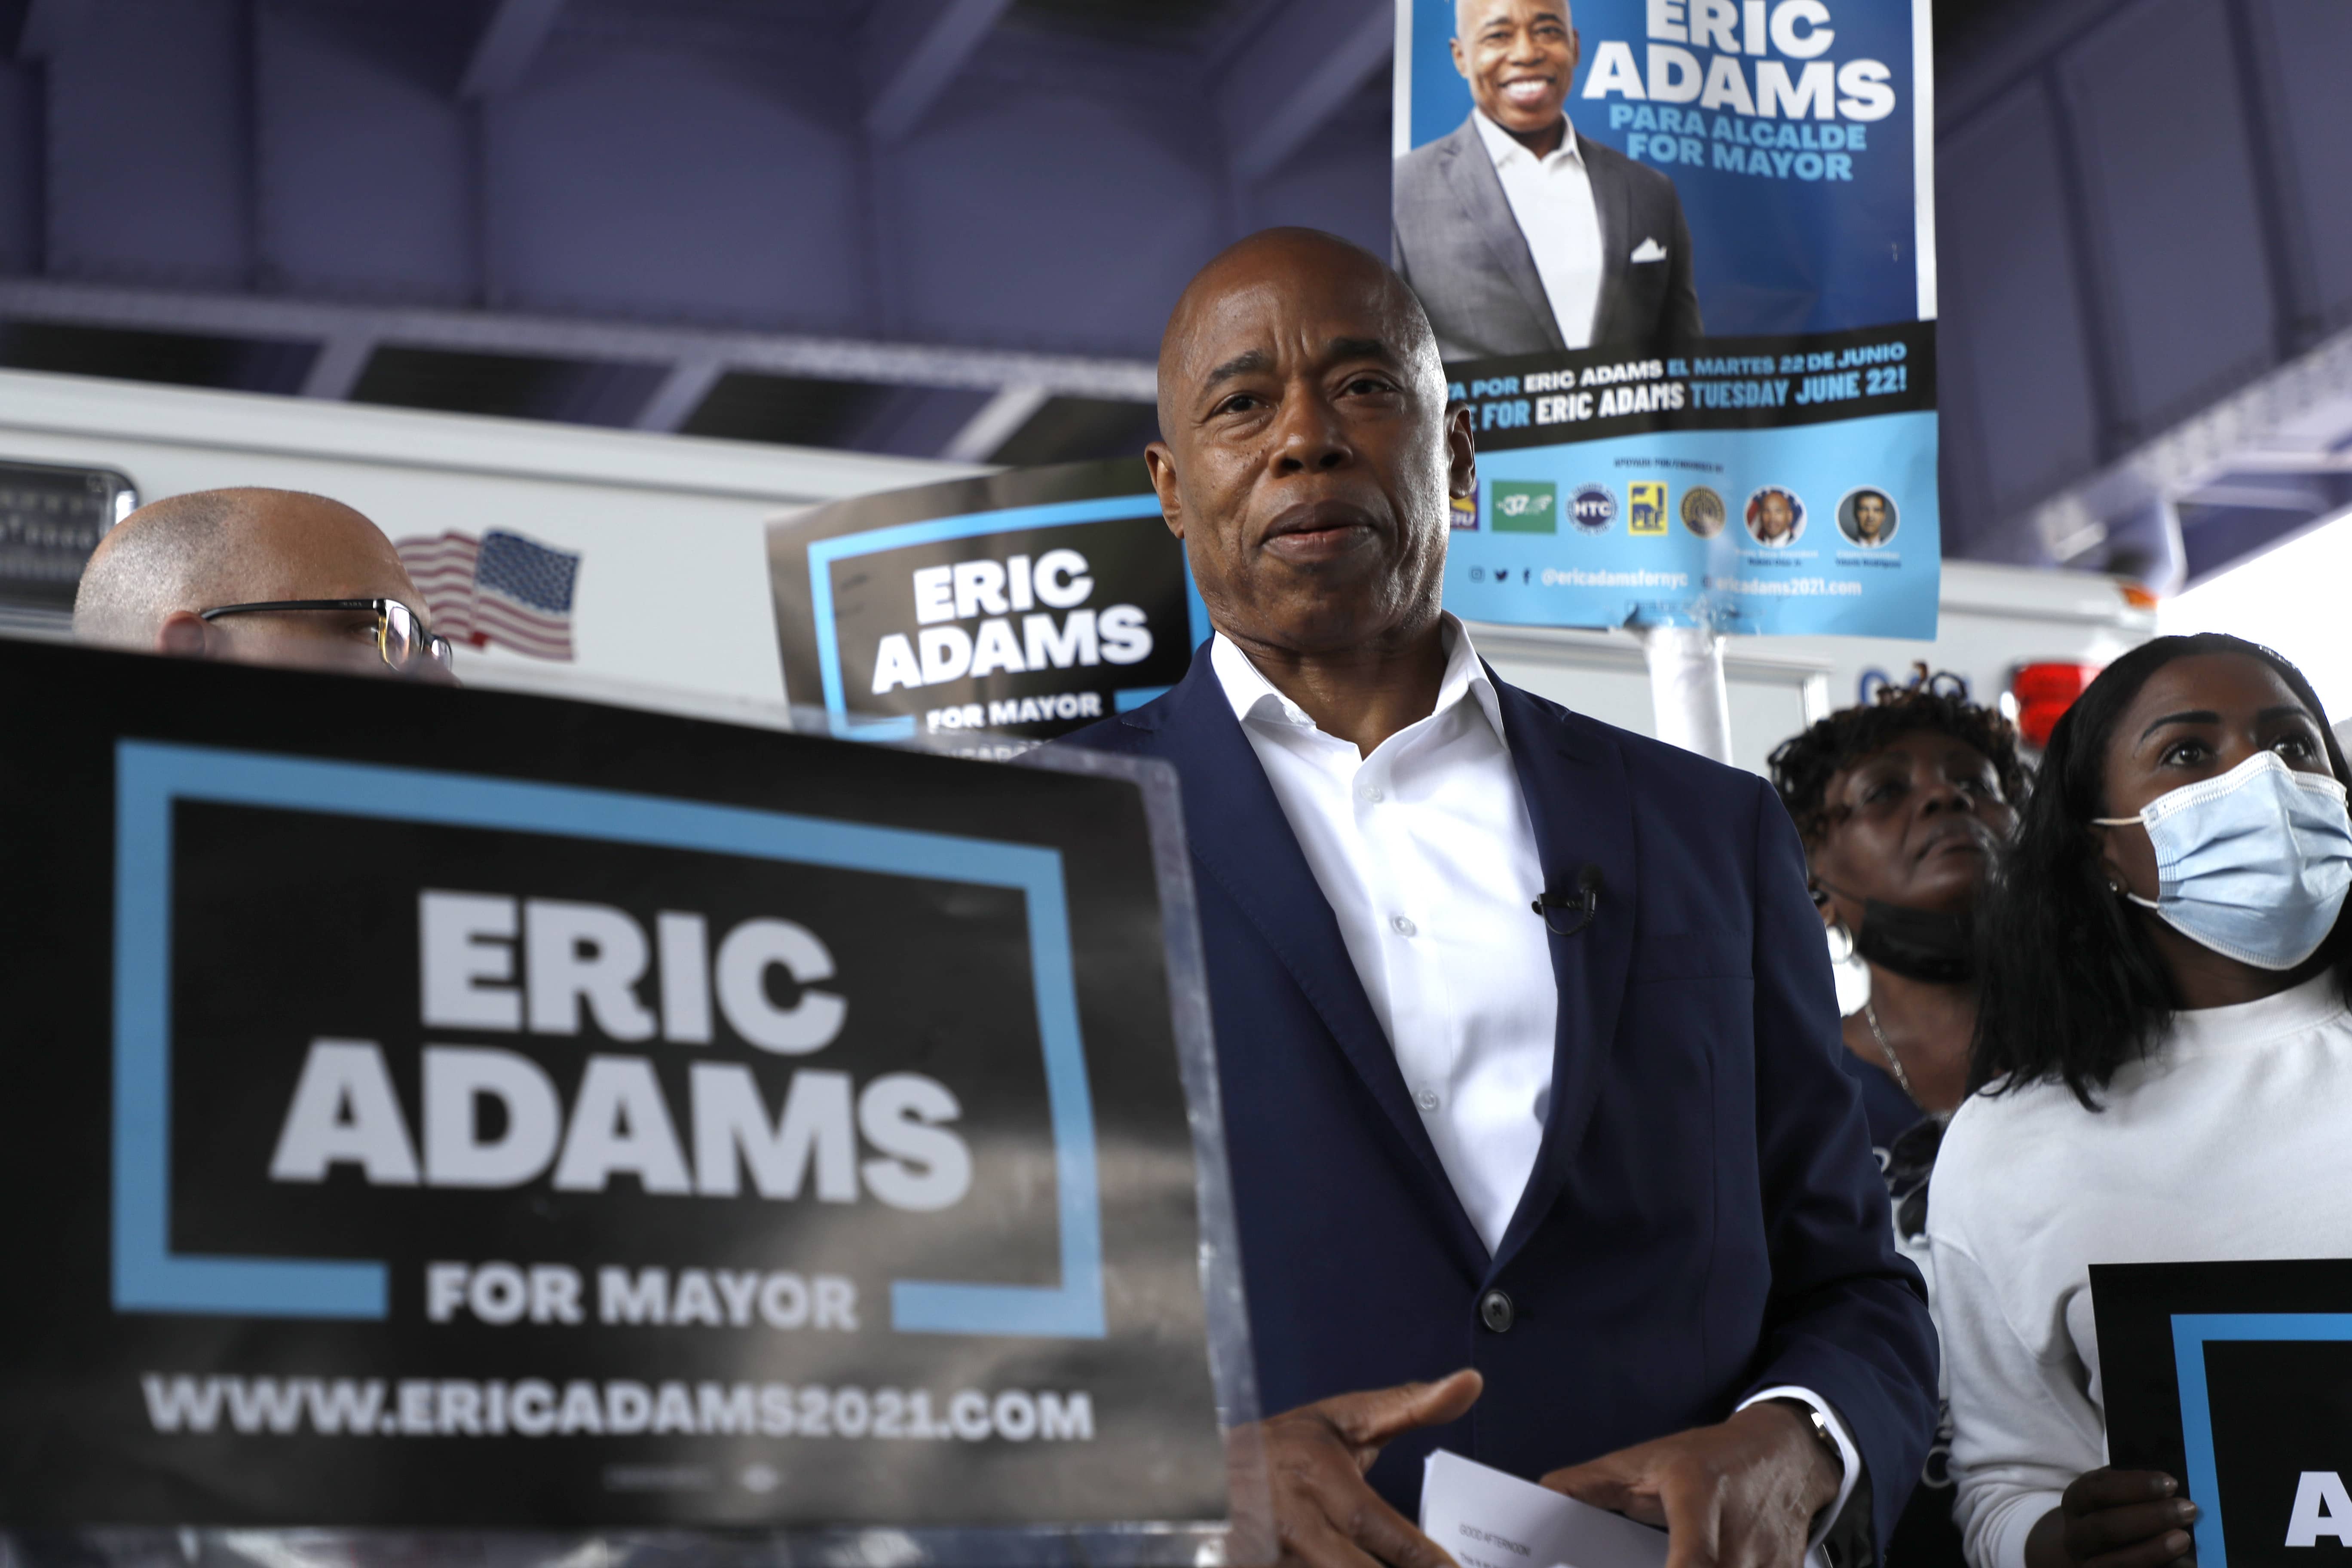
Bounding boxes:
[1062,643,1936,1549]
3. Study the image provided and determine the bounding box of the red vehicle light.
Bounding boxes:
[2010,662,2102,748]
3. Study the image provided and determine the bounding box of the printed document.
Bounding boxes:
[1421,1450,1669,1568]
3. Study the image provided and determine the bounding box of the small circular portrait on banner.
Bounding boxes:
[1744,486,1805,548]
[1837,487,1899,547]
[1681,485,1727,538]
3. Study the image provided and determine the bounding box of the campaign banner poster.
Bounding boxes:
[770,459,1204,743]
[0,638,1249,1550]
[2093,1261,2352,1568]
[1393,0,1939,637]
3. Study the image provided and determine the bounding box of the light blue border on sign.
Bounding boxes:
[803,494,1211,739]
[2170,1311,2352,1568]
[111,739,1106,1338]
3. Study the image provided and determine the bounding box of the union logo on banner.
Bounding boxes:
[395,528,580,662]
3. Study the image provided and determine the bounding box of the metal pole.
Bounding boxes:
[1641,625,1735,764]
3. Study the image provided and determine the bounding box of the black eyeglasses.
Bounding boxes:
[197,598,455,675]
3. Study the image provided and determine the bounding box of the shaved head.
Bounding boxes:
[74,487,438,677]
[1157,229,1447,438]
[1145,227,1473,698]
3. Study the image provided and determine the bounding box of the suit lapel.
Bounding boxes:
[1146,652,1488,1268]
[1486,673,1639,1275]
[1438,117,1567,352]
[1582,135,1636,348]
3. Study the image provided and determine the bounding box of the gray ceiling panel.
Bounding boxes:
[1241,70,1389,253]
[889,87,1227,354]
[2058,0,2276,440]
[39,0,252,288]
[485,40,868,330]
[0,63,35,276]
[1937,86,2103,524]
[2248,0,2352,335]
[256,3,481,303]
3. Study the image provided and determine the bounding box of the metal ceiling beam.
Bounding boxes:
[298,332,377,401]
[939,384,1048,462]
[1987,320,2352,570]
[632,356,726,433]
[1218,0,1393,182]
[2177,483,2334,512]
[459,0,568,100]
[2215,450,2352,475]
[0,279,1159,402]
[864,0,1016,145]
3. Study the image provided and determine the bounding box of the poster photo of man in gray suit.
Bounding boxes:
[1395,0,1703,361]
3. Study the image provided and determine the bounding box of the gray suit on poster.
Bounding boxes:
[1393,115,1703,361]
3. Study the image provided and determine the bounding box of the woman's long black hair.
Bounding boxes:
[1971,633,2352,1106]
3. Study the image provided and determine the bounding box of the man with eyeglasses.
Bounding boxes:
[74,487,455,680]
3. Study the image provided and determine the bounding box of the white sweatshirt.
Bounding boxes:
[1931,972,2352,1568]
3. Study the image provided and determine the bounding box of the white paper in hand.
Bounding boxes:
[1420,1449,1669,1568]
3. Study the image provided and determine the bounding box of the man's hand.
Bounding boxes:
[1540,1403,1841,1568]
[2023,1470,2196,1568]
[1243,1368,1483,1568]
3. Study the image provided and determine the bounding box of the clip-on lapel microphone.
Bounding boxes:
[1533,865,1604,937]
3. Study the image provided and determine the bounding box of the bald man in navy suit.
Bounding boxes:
[1062,229,1928,1568]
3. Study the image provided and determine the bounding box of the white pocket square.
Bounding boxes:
[1629,237,1667,263]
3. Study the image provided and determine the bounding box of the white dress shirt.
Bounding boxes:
[1472,110,1605,349]
[1212,616,1860,1544]
[1211,617,1555,1256]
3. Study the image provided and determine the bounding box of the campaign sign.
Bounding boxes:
[0,637,1244,1544]
[770,459,1207,743]
[2094,1262,2352,1568]
[1394,0,1939,637]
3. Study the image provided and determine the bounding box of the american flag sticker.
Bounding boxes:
[396,528,581,662]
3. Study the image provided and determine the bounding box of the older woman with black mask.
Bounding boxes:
[1771,676,2022,1145]
[1938,634,2352,1568]
[1770,675,2025,1568]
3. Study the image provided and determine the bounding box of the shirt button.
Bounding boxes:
[1391,915,1417,937]
[1415,1089,1441,1113]
[1479,1289,1516,1334]
[1359,784,1384,802]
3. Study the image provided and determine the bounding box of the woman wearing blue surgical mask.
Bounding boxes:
[1938,634,2352,1568]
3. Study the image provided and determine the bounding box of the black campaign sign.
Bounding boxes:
[769,458,1200,742]
[0,639,1228,1530]
[2095,1262,2352,1568]
[2205,1341,2352,1568]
